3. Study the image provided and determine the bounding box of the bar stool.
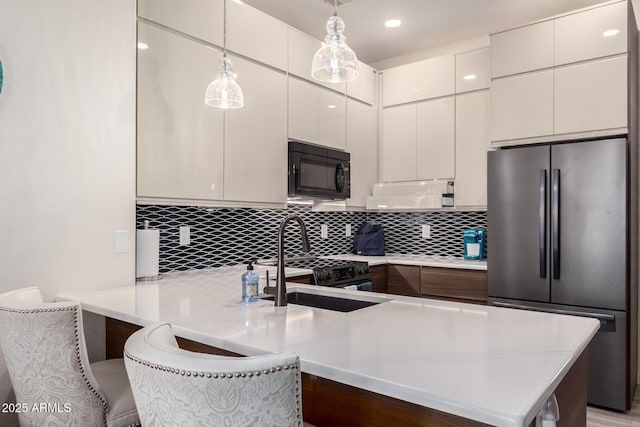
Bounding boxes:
[0,287,140,427]
[124,322,304,426]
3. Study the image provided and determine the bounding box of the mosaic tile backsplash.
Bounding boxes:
[137,205,487,273]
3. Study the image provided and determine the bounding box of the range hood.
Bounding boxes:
[365,181,449,210]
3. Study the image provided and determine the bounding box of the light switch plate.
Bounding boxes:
[114,230,129,253]
[179,226,191,246]
[345,224,352,236]
[421,224,431,239]
[321,224,328,239]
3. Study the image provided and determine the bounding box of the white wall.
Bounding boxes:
[0,0,136,296]
[0,0,136,420]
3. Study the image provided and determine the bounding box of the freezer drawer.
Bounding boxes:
[489,298,627,410]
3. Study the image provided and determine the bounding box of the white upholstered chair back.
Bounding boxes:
[0,287,107,427]
[124,322,303,426]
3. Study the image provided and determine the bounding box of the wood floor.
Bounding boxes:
[587,389,640,426]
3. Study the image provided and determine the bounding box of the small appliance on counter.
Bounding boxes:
[463,229,485,260]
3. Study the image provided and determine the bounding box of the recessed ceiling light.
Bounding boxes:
[463,74,476,80]
[603,29,620,37]
[327,104,337,109]
[137,42,149,50]
[385,19,402,28]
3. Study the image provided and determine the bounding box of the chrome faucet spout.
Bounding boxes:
[275,214,310,307]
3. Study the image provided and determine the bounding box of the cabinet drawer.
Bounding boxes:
[387,265,420,297]
[420,267,487,302]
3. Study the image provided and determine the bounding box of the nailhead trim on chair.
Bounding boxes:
[124,350,303,425]
[124,350,299,379]
[0,305,110,426]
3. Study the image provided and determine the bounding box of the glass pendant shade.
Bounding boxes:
[204,55,244,109]
[312,15,359,83]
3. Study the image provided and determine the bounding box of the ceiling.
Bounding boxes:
[241,0,610,67]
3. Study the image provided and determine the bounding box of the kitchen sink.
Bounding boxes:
[261,290,387,312]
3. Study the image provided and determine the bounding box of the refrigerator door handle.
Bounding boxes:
[552,169,560,280]
[493,301,615,324]
[539,170,547,278]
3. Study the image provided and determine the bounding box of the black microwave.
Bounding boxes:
[288,140,350,200]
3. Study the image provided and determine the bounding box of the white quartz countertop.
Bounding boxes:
[58,265,596,427]
[323,253,487,270]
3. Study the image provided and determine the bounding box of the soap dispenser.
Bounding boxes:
[242,260,259,303]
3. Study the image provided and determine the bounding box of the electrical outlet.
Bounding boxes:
[114,230,129,253]
[321,224,328,239]
[345,224,352,236]
[421,224,431,239]
[179,226,191,246]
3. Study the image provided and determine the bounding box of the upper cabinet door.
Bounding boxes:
[137,23,224,200]
[288,77,320,144]
[554,1,627,66]
[416,97,455,180]
[318,90,347,150]
[226,1,287,71]
[455,48,490,94]
[224,56,287,204]
[288,27,346,94]
[347,61,377,105]
[138,0,223,46]
[491,70,554,142]
[455,91,491,207]
[382,104,416,182]
[288,77,346,149]
[491,20,554,77]
[382,56,455,107]
[554,55,627,135]
[346,99,378,207]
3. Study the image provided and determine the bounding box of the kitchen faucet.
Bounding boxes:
[274,214,311,307]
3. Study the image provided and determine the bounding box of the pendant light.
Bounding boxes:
[311,0,359,83]
[205,0,244,109]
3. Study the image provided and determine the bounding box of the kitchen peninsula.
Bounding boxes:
[58,265,598,427]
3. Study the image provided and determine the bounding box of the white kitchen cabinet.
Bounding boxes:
[491,70,554,143]
[347,61,377,106]
[287,27,346,94]
[554,1,627,66]
[455,48,490,94]
[382,55,455,107]
[382,104,416,182]
[318,89,347,150]
[455,91,491,207]
[491,20,554,78]
[226,0,287,71]
[224,55,287,204]
[138,0,223,47]
[137,22,224,200]
[288,77,346,150]
[554,55,627,135]
[416,97,455,180]
[346,98,378,207]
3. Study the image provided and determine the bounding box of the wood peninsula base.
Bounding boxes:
[105,317,587,427]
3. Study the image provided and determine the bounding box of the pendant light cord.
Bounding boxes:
[333,0,338,17]
[223,0,227,57]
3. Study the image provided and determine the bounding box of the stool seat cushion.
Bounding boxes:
[91,359,139,427]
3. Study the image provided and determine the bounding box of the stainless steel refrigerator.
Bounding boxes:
[487,137,637,411]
